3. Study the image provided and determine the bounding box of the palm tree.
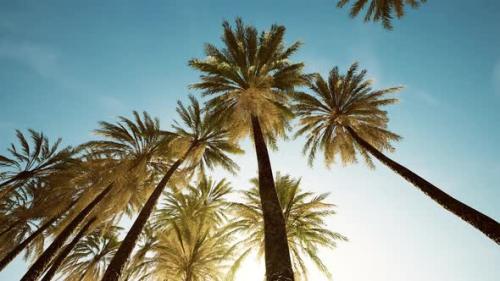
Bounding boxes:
[0,129,75,201]
[20,111,171,281]
[336,0,427,29]
[189,18,307,281]
[55,227,121,281]
[101,97,241,281]
[230,173,346,281]
[293,63,500,244]
[128,176,235,281]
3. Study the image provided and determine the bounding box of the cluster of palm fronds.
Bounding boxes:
[0,118,344,281]
[2,14,499,281]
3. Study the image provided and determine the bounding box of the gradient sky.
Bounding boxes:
[1,0,499,280]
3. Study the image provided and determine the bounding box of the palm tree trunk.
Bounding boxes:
[346,126,500,244]
[41,216,97,281]
[0,217,57,271]
[20,183,113,281]
[250,115,294,281]
[101,150,191,281]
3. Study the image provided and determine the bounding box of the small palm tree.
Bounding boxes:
[230,173,346,281]
[146,221,234,281]
[56,227,121,281]
[293,63,500,244]
[129,176,235,281]
[101,97,241,281]
[189,18,307,281]
[337,0,427,29]
[0,130,75,201]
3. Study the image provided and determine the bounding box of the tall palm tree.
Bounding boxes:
[336,0,427,29]
[20,111,171,281]
[101,97,241,281]
[189,18,307,281]
[230,173,346,281]
[293,63,500,244]
[0,130,75,201]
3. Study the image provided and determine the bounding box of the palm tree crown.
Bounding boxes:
[172,96,242,174]
[128,176,236,281]
[337,0,427,29]
[294,63,402,167]
[58,228,121,281]
[189,18,307,143]
[0,130,75,199]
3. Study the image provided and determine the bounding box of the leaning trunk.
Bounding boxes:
[40,216,97,281]
[101,153,189,281]
[250,115,294,281]
[20,183,113,281]
[0,216,57,271]
[347,126,500,244]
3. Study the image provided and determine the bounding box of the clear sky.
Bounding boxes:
[1,0,499,280]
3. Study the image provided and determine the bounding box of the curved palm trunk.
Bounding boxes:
[20,184,113,281]
[41,216,97,281]
[0,216,58,271]
[250,115,294,281]
[101,154,189,281]
[347,126,500,244]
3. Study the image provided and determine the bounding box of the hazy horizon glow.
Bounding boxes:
[1,1,499,280]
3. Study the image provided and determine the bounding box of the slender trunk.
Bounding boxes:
[0,217,57,271]
[347,126,500,244]
[20,184,113,281]
[250,115,294,281]
[101,149,191,281]
[41,216,97,281]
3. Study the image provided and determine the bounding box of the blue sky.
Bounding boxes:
[1,0,499,280]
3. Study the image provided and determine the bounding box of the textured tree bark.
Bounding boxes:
[40,216,97,281]
[20,183,113,281]
[347,126,500,244]
[251,115,294,281]
[101,149,192,281]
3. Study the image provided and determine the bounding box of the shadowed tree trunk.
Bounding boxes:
[20,183,113,281]
[251,115,294,281]
[347,126,500,244]
[41,216,97,281]
[102,147,193,281]
[0,216,58,271]
[0,200,76,271]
